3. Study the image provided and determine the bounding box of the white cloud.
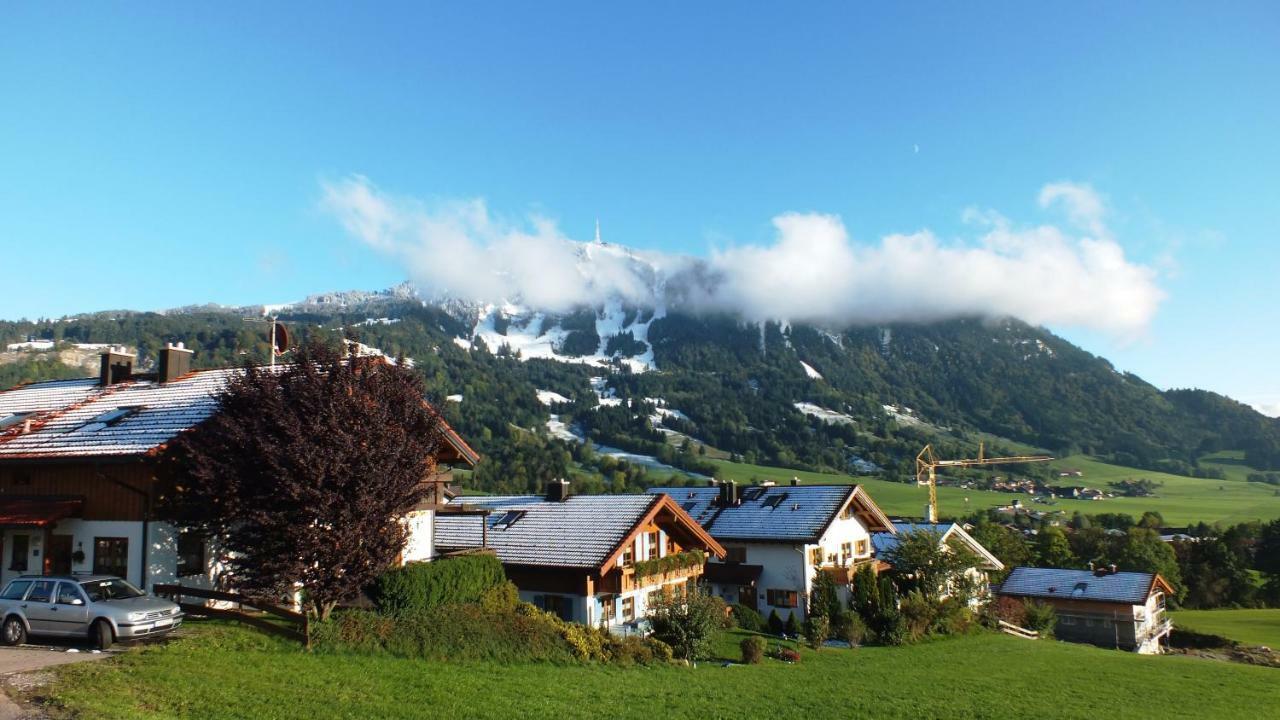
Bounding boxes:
[322,175,1165,337]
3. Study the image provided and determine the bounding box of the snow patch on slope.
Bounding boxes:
[536,389,572,406]
[794,402,856,425]
[800,361,823,380]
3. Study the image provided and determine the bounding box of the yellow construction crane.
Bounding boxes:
[916,442,1053,522]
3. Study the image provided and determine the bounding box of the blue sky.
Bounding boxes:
[1,3,1277,413]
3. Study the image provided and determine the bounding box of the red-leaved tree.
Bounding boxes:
[158,340,445,620]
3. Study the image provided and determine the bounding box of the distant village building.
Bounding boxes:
[650,482,896,623]
[435,481,724,631]
[997,566,1174,654]
[0,348,477,591]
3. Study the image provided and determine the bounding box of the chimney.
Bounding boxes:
[717,480,739,507]
[790,476,802,486]
[706,478,720,488]
[157,342,194,383]
[545,478,570,502]
[99,351,133,386]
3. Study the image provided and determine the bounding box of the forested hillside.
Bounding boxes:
[3,291,1278,496]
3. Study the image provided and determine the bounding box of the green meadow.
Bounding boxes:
[35,622,1280,720]
[708,454,1280,526]
[1172,609,1280,648]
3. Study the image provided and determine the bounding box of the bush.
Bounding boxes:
[767,609,784,635]
[804,615,830,650]
[784,612,800,637]
[990,595,1027,627]
[843,614,868,647]
[740,635,766,664]
[312,602,675,666]
[899,591,936,641]
[732,604,765,633]
[932,597,976,636]
[633,549,705,581]
[648,588,724,662]
[370,554,506,616]
[1022,600,1057,638]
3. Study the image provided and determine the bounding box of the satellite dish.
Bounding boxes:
[273,322,289,356]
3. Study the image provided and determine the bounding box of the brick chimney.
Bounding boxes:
[99,350,133,386]
[157,342,194,383]
[545,478,570,502]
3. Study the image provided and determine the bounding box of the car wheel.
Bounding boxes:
[91,619,114,650]
[1,617,26,646]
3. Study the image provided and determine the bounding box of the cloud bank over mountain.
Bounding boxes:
[321,175,1164,336]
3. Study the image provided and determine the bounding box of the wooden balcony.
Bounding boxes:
[598,562,704,594]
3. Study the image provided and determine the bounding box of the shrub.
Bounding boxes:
[990,595,1027,627]
[732,604,765,633]
[1022,600,1057,638]
[932,597,976,636]
[783,612,800,637]
[370,554,506,616]
[648,588,724,662]
[843,614,868,647]
[767,609,784,635]
[899,591,936,641]
[804,615,830,650]
[740,635,766,664]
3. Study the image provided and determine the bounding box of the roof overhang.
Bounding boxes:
[0,496,84,527]
[599,494,727,572]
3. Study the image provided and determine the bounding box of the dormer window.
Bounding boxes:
[493,510,525,529]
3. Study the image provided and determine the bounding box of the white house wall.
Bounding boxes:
[401,510,434,562]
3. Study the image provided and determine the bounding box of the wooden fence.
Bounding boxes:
[998,619,1040,639]
[153,584,308,646]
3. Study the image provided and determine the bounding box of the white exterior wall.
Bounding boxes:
[401,510,434,563]
[0,520,177,590]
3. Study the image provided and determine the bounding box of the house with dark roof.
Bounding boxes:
[649,481,895,623]
[997,566,1174,654]
[0,347,477,592]
[436,480,725,631]
[872,521,1004,602]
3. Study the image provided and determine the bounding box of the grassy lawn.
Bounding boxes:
[707,455,1280,526]
[1173,609,1280,648]
[34,621,1280,720]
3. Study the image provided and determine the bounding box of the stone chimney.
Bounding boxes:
[157,342,194,383]
[99,351,133,386]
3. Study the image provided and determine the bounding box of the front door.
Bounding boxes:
[45,535,72,575]
[738,585,757,612]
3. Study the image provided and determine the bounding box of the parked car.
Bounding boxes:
[0,574,183,649]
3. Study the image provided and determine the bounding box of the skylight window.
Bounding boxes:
[762,493,790,509]
[0,412,36,431]
[741,488,765,502]
[76,406,142,433]
[681,500,697,512]
[1070,582,1089,598]
[493,510,526,528]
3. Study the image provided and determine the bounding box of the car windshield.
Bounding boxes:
[80,578,145,601]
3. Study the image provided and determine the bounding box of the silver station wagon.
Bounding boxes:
[0,575,183,649]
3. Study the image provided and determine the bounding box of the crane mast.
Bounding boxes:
[916,442,1053,522]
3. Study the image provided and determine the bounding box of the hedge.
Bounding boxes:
[369,553,506,616]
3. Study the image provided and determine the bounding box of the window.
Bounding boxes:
[766,589,799,608]
[1059,615,1077,626]
[80,578,144,602]
[809,548,823,566]
[8,534,28,571]
[538,594,572,621]
[56,582,85,606]
[26,580,55,604]
[621,595,635,621]
[827,553,837,565]
[855,539,869,556]
[0,412,35,431]
[494,510,525,528]
[92,537,129,578]
[75,406,142,433]
[177,530,205,577]
[762,493,789,509]
[681,500,697,512]
[646,531,659,559]
[0,581,31,600]
[620,541,634,567]
[725,546,747,564]
[840,503,855,520]
[840,542,853,564]
[647,590,661,608]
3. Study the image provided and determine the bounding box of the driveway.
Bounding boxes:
[0,643,114,676]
